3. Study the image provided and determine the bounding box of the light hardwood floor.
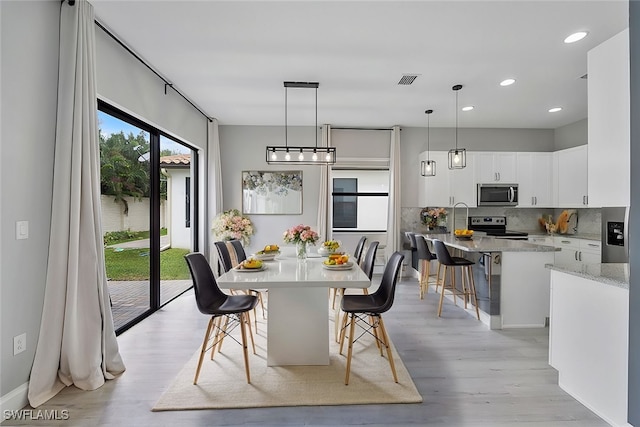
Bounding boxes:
[5,274,608,426]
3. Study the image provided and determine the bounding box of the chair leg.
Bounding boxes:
[339,311,349,354]
[194,317,215,384]
[467,266,481,320]
[377,316,398,383]
[345,313,357,385]
[435,262,442,293]
[245,311,257,354]
[331,288,337,309]
[239,312,251,383]
[437,266,448,317]
[213,316,230,358]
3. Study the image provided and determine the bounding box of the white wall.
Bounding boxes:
[218,125,322,255]
[0,0,59,404]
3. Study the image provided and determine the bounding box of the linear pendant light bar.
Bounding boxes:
[266,81,336,165]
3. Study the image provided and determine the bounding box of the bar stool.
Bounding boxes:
[415,235,437,299]
[432,239,480,320]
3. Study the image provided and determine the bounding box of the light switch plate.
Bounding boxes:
[16,221,28,240]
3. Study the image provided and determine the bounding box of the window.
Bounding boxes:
[332,169,389,232]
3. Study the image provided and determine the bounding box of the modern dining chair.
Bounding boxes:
[353,236,367,265]
[415,235,438,299]
[432,239,480,320]
[338,251,405,385]
[184,252,258,384]
[214,240,266,330]
[332,241,380,310]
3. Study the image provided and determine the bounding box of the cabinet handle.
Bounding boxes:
[574,251,578,261]
[579,252,582,261]
[535,196,537,205]
[587,243,599,248]
[561,240,571,244]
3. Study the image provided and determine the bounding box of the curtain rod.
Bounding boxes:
[331,127,396,131]
[94,20,213,122]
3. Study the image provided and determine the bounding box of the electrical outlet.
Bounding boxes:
[14,333,26,355]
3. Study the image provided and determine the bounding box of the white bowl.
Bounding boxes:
[253,251,280,261]
[318,246,339,256]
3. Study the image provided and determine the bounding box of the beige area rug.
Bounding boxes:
[153,314,422,410]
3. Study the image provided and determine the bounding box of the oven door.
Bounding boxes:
[477,184,518,206]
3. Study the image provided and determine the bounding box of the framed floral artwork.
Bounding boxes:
[242,170,303,214]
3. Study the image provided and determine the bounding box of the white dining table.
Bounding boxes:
[216,249,370,366]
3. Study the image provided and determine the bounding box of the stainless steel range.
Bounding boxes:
[468,216,529,240]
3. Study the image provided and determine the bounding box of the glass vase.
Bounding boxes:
[296,241,307,260]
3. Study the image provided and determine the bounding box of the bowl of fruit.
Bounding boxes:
[254,244,280,261]
[322,254,353,269]
[454,229,474,240]
[318,240,342,256]
[236,258,264,271]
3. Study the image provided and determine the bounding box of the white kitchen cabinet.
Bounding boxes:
[418,151,476,207]
[587,28,630,207]
[554,145,588,208]
[553,236,601,263]
[476,152,517,183]
[516,152,553,207]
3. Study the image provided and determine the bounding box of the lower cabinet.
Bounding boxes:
[553,236,601,263]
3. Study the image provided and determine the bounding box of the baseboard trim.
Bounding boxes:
[0,382,29,414]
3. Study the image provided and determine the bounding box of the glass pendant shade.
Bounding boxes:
[448,84,467,170]
[448,148,467,169]
[421,159,436,176]
[420,109,436,177]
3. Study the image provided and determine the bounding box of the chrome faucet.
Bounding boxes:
[452,202,470,233]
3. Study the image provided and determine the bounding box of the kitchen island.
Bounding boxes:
[423,233,557,329]
[546,262,629,427]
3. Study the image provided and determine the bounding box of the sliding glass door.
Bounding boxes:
[99,102,197,333]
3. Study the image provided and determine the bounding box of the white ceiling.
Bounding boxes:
[91,0,629,129]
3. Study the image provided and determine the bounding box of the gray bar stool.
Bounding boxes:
[415,235,437,299]
[432,239,480,320]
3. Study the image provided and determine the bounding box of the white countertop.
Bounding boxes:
[546,262,629,289]
[423,233,558,253]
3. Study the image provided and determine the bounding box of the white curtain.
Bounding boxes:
[317,124,331,240]
[207,118,224,270]
[28,0,125,408]
[386,126,402,259]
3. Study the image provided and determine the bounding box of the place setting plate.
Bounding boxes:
[322,261,354,271]
[234,263,267,273]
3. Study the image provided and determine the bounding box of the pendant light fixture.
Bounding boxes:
[266,81,336,165]
[420,109,436,177]
[448,84,467,169]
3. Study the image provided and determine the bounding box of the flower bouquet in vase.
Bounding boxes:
[283,224,319,260]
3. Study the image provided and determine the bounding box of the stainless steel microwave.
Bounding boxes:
[477,184,518,206]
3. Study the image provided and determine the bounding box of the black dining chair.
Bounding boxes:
[184,252,258,384]
[415,235,438,299]
[215,240,266,330]
[432,239,480,320]
[338,251,405,385]
[360,241,379,282]
[353,236,368,265]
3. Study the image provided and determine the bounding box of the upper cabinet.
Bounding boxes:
[516,152,553,207]
[587,28,630,207]
[554,145,589,208]
[418,151,477,208]
[475,152,517,183]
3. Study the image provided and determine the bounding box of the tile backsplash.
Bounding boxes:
[401,206,601,237]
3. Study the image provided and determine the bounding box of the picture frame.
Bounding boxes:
[242,170,303,215]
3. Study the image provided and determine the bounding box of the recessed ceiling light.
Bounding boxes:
[462,106,474,112]
[548,107,563,113]
[564,31,588,44]
[500,78,516,86]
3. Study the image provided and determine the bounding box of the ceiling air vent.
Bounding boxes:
[398,74,419,85]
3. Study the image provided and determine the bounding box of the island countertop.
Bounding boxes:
[423,233,559,253]
[546,262,629,290]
